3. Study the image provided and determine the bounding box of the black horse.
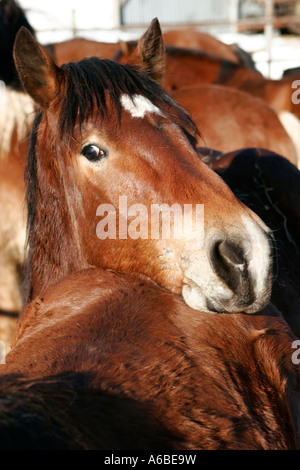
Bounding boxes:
[0,0,35,87]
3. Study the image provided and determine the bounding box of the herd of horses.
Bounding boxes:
[0,0,300,450]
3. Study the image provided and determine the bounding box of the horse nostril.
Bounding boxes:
[217,240,246,270]
[210,240,248,293]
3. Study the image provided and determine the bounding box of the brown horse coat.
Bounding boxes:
[172,84,297,166]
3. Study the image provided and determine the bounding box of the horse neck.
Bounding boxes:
[219,62,263,88]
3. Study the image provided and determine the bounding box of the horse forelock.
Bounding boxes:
[58,58,198,143]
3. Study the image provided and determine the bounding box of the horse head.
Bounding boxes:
[14,19,273,315]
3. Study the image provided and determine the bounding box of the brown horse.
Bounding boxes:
[0,266,299,449]
[13,20,273,318]
[48,27,256,70]
[47,37,121,66]
[162,28,257,70]
[161,48,297,124]
[166,50,300,153]
[120,41,300,123]
[162,29,239,62]
[117,41,258,91]
[171,84,298,167]
[219,65,300,121]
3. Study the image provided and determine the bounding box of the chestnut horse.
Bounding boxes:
[49,34,239,68]
[47,37,121,66]
[13,21,272,317]
[117,41,259,91]
[162,29,241,63]
[219,64,300,121]
[119,41,300,123]
[49,27,257,70]
[0,266,299,450]
[171,84,298,167]
[118,41,300,154]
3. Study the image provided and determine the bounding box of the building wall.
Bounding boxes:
[121,0,230,26]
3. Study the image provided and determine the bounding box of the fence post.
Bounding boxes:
[72,8,78,38]
[0,341,6,364]
[265,0,274,77]
[111,0,121,28]
[229,0,239,33]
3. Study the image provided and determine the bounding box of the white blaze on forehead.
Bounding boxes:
[120,94,162,118]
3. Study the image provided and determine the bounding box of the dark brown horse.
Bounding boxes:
[13,20,273,318]
[0,266,299,450]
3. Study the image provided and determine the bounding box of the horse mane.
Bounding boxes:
[22,57,199,308]
[58,58,198,142]
[22,109,42,308]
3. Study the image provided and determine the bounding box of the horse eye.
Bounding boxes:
[81,144,106,162]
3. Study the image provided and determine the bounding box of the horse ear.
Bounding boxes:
[13,26,61,108]
[129,18,165,81]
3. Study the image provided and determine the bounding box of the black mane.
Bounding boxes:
[22,109,42,308]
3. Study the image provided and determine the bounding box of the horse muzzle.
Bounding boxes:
[180,214,273,314]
